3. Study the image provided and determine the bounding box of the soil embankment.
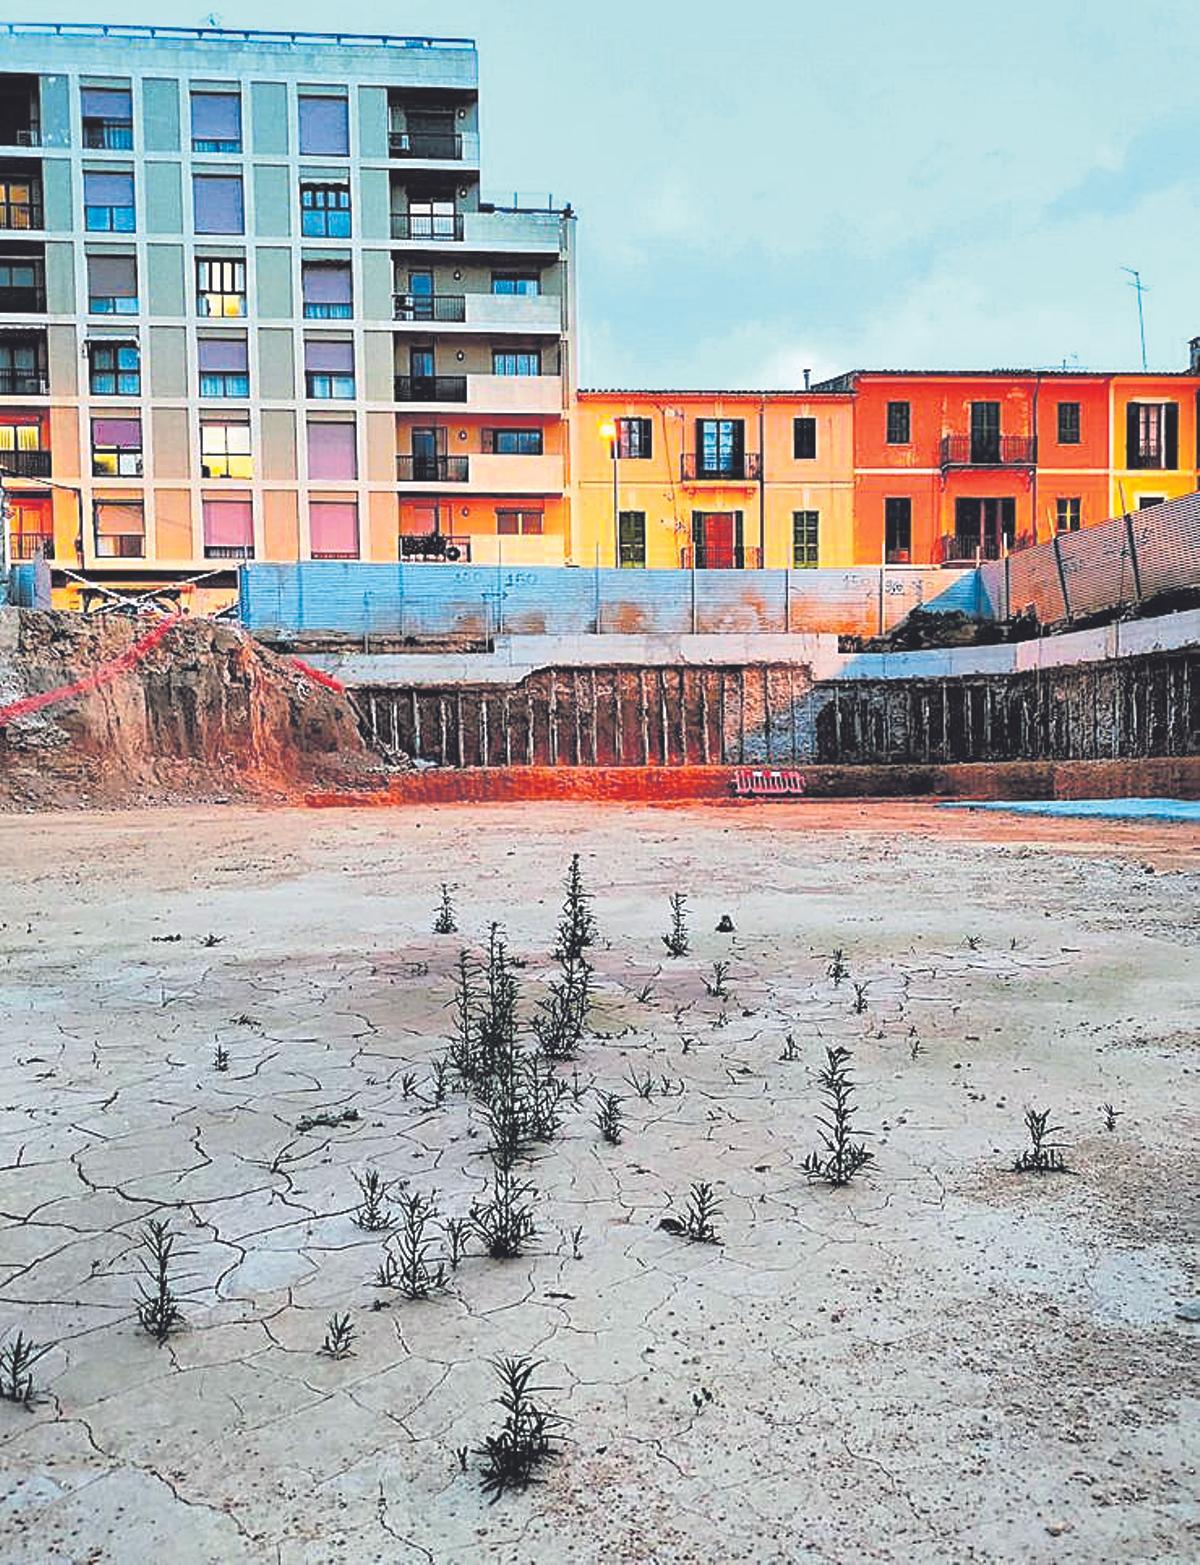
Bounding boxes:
[0,608,375,810]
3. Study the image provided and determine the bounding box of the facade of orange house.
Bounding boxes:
[810,369,1200,565]
[571,391,856,569]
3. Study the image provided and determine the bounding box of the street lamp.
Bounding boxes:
[599,418,618,567]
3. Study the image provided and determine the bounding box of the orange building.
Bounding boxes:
[816,369,1200,565]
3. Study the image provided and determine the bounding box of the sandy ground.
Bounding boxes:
[0,801,1197,1564]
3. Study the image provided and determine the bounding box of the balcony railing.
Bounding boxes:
[0,194,43,230]
[938,534,1010,565]
[680,452,763,482]
[82,118,134,149]
[400,531,470,562]
[393,292,466,322]
[679,546,763,569]
[0,285,45,312]
[396,454,469,482]
[939,434,1037,469]
[388,130,463,160]
[0,447,50,477]
[394,374,468,402]
[390,212,464,241]
[204,544,255,559]
[0,368,47,394]
[10,531,54,559]
[0,127,40,148]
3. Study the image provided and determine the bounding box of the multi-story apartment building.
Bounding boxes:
[0,22,576,609]
[573,390,856,569]
[576,368,1200,570]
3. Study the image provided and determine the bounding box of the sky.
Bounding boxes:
[31,0,1200,386]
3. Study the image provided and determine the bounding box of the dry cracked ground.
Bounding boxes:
[0,801,1197,1564]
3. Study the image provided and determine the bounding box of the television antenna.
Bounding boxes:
[1120,267,1148,371]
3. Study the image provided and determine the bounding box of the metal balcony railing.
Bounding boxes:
[82,118,134,149]
[679,545,763,569]
[0,368,47,394]
[389,130,463,160]
[939,434,1037,468]
[938,533,1011,565]
[0,194,43,230]
[393,292,466,322]
[10,531,54,559]
[390,211,464,241]
[0,286,46,312]
[204,544,255,559]
[394,374,468,402]
[0,127,40,147]
[399,531,470,562]
[680,452,762,482]
[0,447,50,477]
[396,454,469,482]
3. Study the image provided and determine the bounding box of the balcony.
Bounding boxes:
[0,282,45,312]
[679,545,763,569]
[394,373,467,402]
[939,434,1037,469]
[0,368,47,394]
[400,532,470,562]
[0,186,43,231]
[10,530,53,559]
[393,292,466,322]
[396,454,469,482]
[680,452,762,483]
[389,130,463,160]
[0,446,49,478]
[390,212,464,242]
[204,544,255,560]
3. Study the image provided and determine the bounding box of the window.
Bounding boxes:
[696,418,744,478]
[1137,494,1164,510]
[300,182,351,238]
[1126,401,1178,470]
[1055,497,1081,533]
[1057,401,1080,444]
[93,499,144,558]
[84,170,134,232]
[200,418,252,479]
[307,420,357,480]
[203,498,254,559]
[885,497,912,562]
[483,428,544,455]
[86,253,137,314]
[91,415,142,476]
[0,173,41,230]
[198,335,249,398]
[191,91,241,154]
[492,349,541,376]
[302,261,352,319]
[304,338,354,399]
[0,336,43,394]
[616,417,651,459]
[793,417,817,460]
[0,421,46,476]
[193,174,244,235]
[298,93,349,155]
[81,87,132,150]
[618,510,646,568]
[310,499,359,558]
[496,508,543,535]
[492,271,539,296]
[0,256,43,311]
[792,510,819,567]
[196,257,245,318]
[886,400,911,445]
[404,198,458,239]
[88,341,140,396]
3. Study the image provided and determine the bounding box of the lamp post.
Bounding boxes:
[599,418,618,567]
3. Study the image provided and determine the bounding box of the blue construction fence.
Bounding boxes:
[237,562,979,640]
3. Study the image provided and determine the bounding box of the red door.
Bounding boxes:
[703,511,736,569]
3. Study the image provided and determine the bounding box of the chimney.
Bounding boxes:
[803,368,811,391]
[1190,336,1200,374]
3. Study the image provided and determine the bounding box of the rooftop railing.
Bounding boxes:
[0,22,473,49]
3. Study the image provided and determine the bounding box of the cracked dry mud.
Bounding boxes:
[0,801,1196,1564]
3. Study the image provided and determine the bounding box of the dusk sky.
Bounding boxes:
[37,0,1200,385]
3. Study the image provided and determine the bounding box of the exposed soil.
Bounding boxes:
[0,802,1196,1562]
[0,608,376,810]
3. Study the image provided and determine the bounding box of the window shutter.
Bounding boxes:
[298,96,350,155]
[84,172,134,206]
[87,254,136,296]
[81,88,131,119]
[197,336,248,372]
[302,263,352,304]
[1164,403,1179,469]
[310,500,359,555]
[304,339,354,372]
[1125,403,1141,469]
[193,174,244,234]
[191,92,241,140]
[307,421,357,480]
[202,500,253,548]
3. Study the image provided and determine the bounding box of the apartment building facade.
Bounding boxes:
[573,391,856,570]
[0,22,576,609]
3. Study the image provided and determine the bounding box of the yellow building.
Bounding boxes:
[572,391,855,569]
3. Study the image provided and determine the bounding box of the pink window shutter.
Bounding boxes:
[92,417,141,446]
[307,421,357,479]
[203,500,253,547]
[310,501,358,555]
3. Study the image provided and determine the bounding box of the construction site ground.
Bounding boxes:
[0,801,1196,1563]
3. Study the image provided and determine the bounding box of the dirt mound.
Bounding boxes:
[0,608,380,809]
